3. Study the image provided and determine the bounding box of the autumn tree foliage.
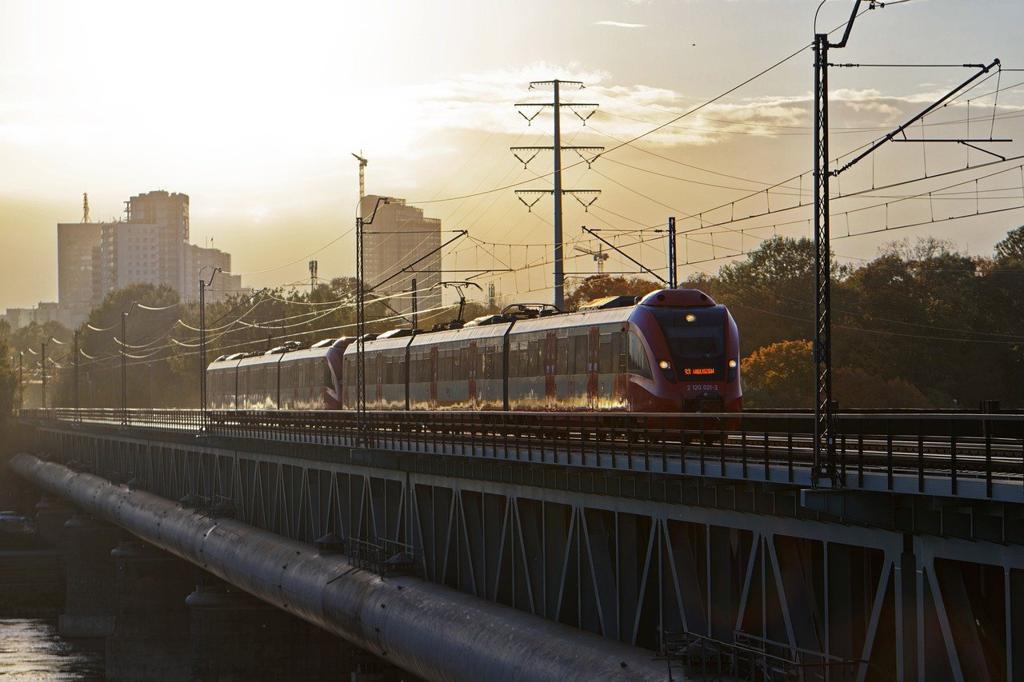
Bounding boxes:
[740,340,814,408]
[0,335,16,419]
[743,340,943,409]
[995,225,1024,263]
[704,232,1024,409]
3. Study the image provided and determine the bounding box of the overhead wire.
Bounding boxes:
[405,7,884,207]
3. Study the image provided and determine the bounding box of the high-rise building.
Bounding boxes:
[51,191,243,315]
[94,221,164,302]
[57,222,102,310]
[127,190,189,295]
[184,244,245,303]
[360,195,442,320]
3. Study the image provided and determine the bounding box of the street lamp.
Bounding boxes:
[199,266,222,419]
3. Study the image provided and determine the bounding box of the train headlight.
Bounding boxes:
[728,359,737,369]
[658,360,671,370]
[685,313,696,323]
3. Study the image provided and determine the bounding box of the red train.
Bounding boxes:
[207,288,742,414]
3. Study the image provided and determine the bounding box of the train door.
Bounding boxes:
[544,332,557,407]
[587,326,600,409]
[374,353,383,404]
[615,326,629,406]
[430,345,439,408]
[467,342,478,408]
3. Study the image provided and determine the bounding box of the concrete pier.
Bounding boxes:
[34,495,73,547]
[186,578,410,681]
[106,540,193,680]
[58,513,119,637]
[186,580,321,680]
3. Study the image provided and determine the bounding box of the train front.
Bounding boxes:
[627,289,742,413]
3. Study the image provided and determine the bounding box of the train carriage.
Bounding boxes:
[206,289,742,415]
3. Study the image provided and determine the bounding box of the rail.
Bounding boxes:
[19,407,1024,502]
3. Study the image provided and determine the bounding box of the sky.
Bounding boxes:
[2,0,1024,310]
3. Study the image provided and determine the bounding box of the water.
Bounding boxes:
[0,619,104,680]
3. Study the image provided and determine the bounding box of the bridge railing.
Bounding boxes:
[662,630,863,681]
[19,407,1024,500]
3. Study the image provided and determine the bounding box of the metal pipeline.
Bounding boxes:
[10,454,670,682]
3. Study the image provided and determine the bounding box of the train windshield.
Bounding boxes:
[650,307,726,380]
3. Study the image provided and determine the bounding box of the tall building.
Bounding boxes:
[94,221,164,302]
[127,190,190,295]
[57,222,102,317]
[184,244,244,303]
[360,195,442,320]
[51,190,243,315]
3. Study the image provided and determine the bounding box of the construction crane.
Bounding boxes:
[351,152,367,201]
[574,244,609,275]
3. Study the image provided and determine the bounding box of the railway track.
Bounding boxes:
[20,408,1024,501]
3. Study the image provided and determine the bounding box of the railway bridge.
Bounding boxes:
[8,407,1024,681]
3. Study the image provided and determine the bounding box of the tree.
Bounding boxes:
[833,367,933,409]
[995,226,1024,263]
[740,340,814,408]
[0,336,16,419]
[8,320,71,355]
[565,275,660,312]
[66,284,185,408]
[703,236,821,355]
[741,339,935,408]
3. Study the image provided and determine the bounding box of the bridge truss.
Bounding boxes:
[15,410,1024,681]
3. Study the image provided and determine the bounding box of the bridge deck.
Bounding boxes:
[22,408,1024,504]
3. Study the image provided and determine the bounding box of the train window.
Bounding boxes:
[438,348,450,382]
[611,332,625,373]
[508,340,523,378]
[527,339,540,376]
[556,336,569,375]
[599,331,614,374]
[408,353,420,383]
[573,334,587,374]
[393,353,404,384]
[519,338,532,378]
[485,342,501,380]
[628,333,652,379]
[416,352,432,383]
[408,352,419,382]
[483,345,494,379]
[323,363,333,389]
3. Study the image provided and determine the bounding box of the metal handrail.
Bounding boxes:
[20,407,1024,501]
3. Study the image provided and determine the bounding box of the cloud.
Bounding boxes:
[397,63,1024,159]
[594,20,646,28]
